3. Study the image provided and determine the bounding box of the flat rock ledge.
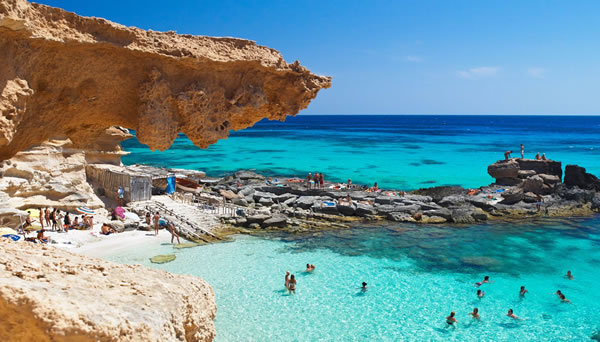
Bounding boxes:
[0,240,216,342]
[208,164,600,231]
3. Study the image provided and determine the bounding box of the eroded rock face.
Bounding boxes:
[0,240,216,341]
[0,0,331,160]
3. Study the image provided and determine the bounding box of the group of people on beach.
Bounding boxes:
[445,271,574,328]
[306,172,325,189]
[144,211,181,244]
[504,144,548,161]
[18,207,96,244]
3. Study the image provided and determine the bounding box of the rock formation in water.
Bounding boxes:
[0,0,331,161]
[0,240,216,341]
[487,159,562,191]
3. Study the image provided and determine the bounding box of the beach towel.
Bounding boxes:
[114,206,125,219]
[1,234,20,241]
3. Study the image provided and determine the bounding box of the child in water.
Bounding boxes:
[469,308,480,320]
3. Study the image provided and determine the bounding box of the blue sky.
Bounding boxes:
[37,0,600,115]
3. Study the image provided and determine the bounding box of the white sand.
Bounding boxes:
[37,226,175,259]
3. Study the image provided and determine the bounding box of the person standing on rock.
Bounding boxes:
[153,212,160,236]
[314,172,320,189]
[319,173,324,188]
[38,207,44,230]
[536,194,544,212]
[536,152,541,160]
[504,150,512,160]
[520,144,524,159]
[306,173,312,189]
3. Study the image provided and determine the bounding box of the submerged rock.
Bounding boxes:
[150,254,177,264]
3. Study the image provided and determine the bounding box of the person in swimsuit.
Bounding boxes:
[37,229,49,243]
[63,213,71,232]
[535,152,541,160]
[536,194,544,212]
[520,144,524,159]
[306,173,312,189]
[314,172,320,189]
[566,270,574,280]
[305,264,315,272]
[288,274,296,294]
[38,207,44,230]
[347,178,352,189]
[504,150,512,160]
[153,212,160,236]
[446,311,457,328]
[285,271,290,289]
[507,309,518,319]
[361,282,367,292]
[145,212,151,226]
[167,222,181,244]
[475,276,490,287]
[50,209,57,231]
[319,173,324,188]
[555,290,563,297]
[44,208,51,227]
[477,289,485,298]
[469,308,480,320]
[519,286,528,297]
[559,293,571,303]
[541,153,547,160]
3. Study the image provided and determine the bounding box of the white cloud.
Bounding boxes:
[405,55,423,63]
[527,67,546,78]
[457,66,499,79]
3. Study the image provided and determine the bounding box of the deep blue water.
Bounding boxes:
[122,115,600,189]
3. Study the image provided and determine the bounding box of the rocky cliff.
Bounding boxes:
[0,0,331,160]
[0,240,217,341]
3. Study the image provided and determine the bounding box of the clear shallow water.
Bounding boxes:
[122,115,600,190]
[104,217,600,341]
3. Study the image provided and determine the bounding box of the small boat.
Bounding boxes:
[176,177,202,193]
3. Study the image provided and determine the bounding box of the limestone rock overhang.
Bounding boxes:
[0,0,331,160]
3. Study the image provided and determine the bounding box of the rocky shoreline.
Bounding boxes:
[191,159,600,231]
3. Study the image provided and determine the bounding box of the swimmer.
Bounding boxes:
[288,274,296,294]
[566,270,574,280]
[507,309,518,319]
[469,308,480,320]
[520,286,528,297]
[285,271,290,289]
[361,282,367,292]
[559,293,571,303]
[445,311,458,328]
[477,289,485,298]
[475,276,491,287]
[305,264,315,272]
[555,290,563,297]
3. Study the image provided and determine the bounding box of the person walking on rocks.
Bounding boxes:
[520,144,524,159]
[167,222,180,244]
[153,212,160,236]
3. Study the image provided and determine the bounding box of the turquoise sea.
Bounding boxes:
[104,217,600,341]
[122,115,600,190]
[115,115,600,340]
